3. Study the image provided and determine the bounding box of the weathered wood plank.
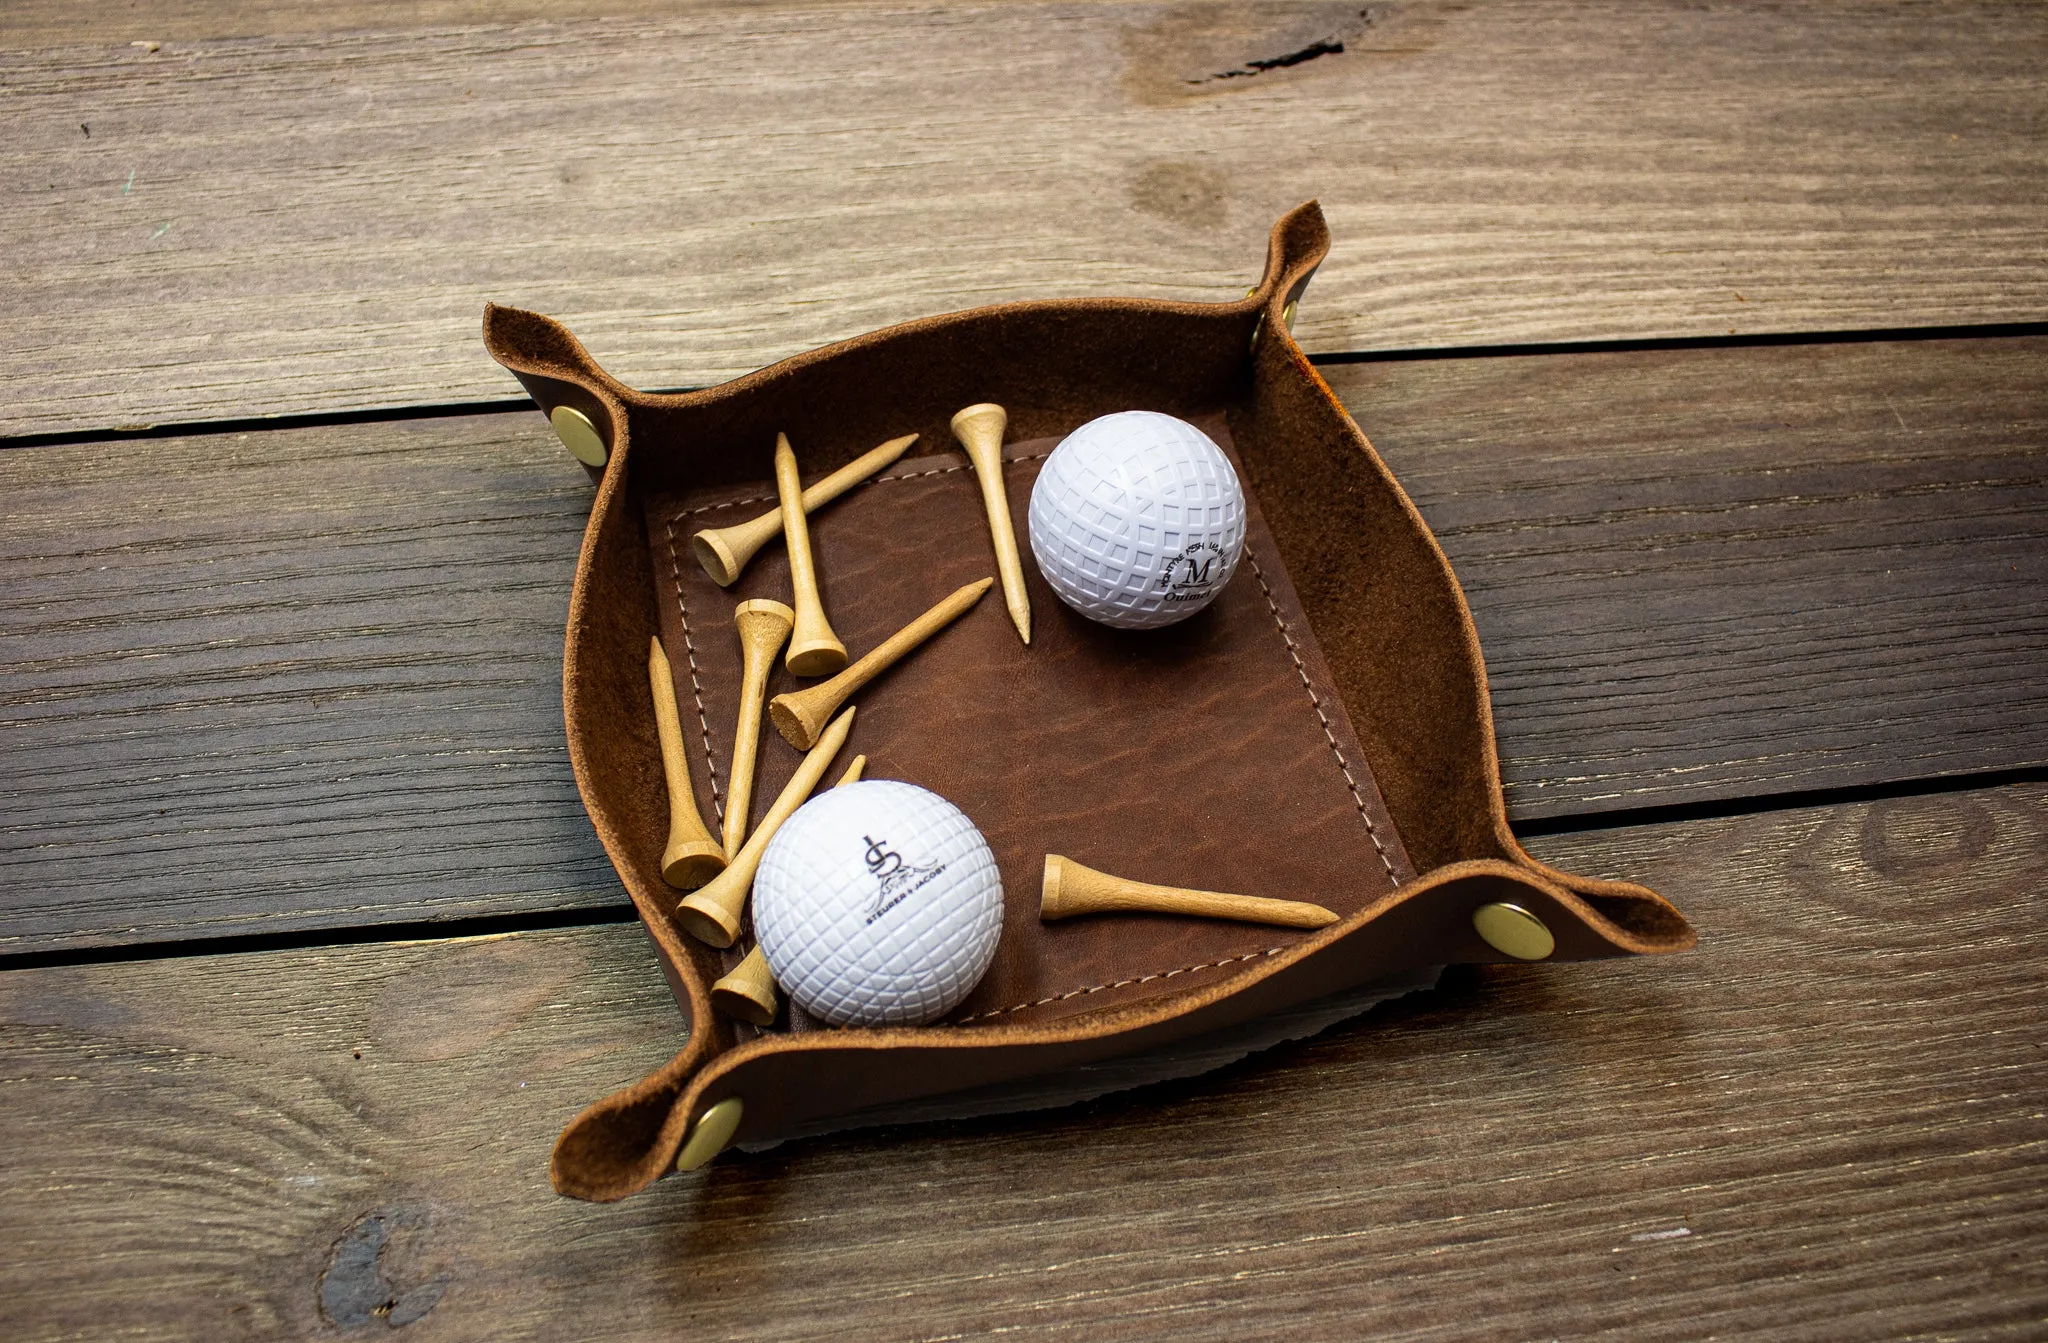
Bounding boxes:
[1,785,2041,1339]
[0,0,800,47]
[4,1,2045,435]
[1327,335,2048,817]
[0,414,617,950]
[4,335,2042,953]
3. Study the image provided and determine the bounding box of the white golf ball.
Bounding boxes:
[752,780,1004,1028]
[1027,410,1247,629]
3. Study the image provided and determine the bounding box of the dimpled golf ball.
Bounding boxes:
[1027,410,1247,629]
[752,780,1003,1028]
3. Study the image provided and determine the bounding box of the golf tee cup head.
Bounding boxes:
[1027,410,1247,629]
[752,780,1003,1028]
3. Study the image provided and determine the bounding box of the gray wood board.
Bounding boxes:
[3,335,2044,954]
[1,784,2041,1340]
[0,415,615,950]
[1330,337,2048,816]
[4,0,2046,436]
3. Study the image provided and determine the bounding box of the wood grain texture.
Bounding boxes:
[4,336,2042,952]
[4,0,2046,435]
[1328,335,2048,817]
[0,0,1147,47]
[0,413,615,951]
[2,785,2041,1340]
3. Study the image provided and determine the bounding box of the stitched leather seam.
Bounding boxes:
[1245,550,1398,882]
[669,452,1054,521]
[662,518,724,819]
[952,947,1284,1023]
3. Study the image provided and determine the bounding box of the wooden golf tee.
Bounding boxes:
[1039,855,1341,929]
[709,947,779,1026]
[768,577,993,750]
[677,706,855,948]
[710,750,867,1024]
[950,403,1032,645]
[775,433,849,677]
[649,636,727,889]
[692,434,918,586]
[723,598,794,856]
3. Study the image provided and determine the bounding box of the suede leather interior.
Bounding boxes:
[647,416,1414,1042]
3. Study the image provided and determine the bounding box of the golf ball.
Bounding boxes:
[752,780,1004,1028]
[1027,411,1247,629]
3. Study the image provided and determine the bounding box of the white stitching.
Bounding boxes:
[662,518,723,820]
[952,948,1284,1024]
[1246,550,1398,882]
[669,452,1053,520]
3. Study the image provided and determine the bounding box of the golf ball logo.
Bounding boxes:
[1157,540,1231,604]
[862,832,947,926]
[1027,410,1246,629]
[754,781,1003,1027]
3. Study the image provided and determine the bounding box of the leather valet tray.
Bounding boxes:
[483,202,1695,1203]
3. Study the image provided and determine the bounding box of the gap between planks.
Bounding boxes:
[6,318,2045,453]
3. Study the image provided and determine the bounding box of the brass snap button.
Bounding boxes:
[1472,902,1555,961]
[676,1096,744,1171]
[1251,299,1300,354]
[550,404,609,468]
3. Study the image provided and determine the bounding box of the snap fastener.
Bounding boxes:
[676,1096,744,1171]
[549,404,609,468]
[1473,902,1555,961]
[1250,299,1300,354]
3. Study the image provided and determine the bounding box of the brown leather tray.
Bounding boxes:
[483,202,1695,1202]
